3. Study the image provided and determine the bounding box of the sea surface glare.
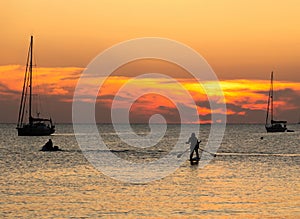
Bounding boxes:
[0,124,299,218]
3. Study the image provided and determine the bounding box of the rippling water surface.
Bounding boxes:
[0,124,299,218]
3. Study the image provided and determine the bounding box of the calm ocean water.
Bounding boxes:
[0,123,299,218]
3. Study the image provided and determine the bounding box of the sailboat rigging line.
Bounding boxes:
[29,36,33,124]
[17,43,31,127]
[271,72,274,121]
[33,47,41,117]
[20,64,30,127]
[21,72,30,126]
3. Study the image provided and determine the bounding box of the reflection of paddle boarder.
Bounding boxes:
[186,133,200,162]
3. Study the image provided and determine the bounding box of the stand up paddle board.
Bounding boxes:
[190,157,200,165]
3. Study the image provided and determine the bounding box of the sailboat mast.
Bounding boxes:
[270,71,273,122]
[29,36,33,124]
[266,72,272,125]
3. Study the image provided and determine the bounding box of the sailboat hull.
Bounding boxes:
[17,124,55,136]
[265,125,287,133]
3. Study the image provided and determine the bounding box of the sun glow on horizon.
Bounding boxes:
[0,64,299,123]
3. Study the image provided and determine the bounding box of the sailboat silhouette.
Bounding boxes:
[16,36,55,136]
[265,72,288,132]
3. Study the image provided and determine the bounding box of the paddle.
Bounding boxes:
[177,148,189,158]
[177,140,217,158]
[198,147,217,157]
[177,140,201,158]
[177,147,217,158]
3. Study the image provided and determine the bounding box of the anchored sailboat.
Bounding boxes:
[265,72,287,132]
[16,36,55,136]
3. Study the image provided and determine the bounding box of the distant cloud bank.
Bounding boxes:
[0,65,299,124]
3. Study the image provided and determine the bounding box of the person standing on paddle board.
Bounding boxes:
[186,133,200,161]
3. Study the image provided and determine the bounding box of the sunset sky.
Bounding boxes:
[1,0,299,123]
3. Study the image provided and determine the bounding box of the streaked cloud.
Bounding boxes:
[0,65,299,123]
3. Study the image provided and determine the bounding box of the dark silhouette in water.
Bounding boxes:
[41,139,61,151]
[16,36,55,136]
[186,133,200,165]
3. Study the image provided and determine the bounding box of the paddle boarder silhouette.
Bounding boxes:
[186,133,200,163]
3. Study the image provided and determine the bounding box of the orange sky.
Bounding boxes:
[0,1,299,123]
[0,65,299,123]
[2,0,300,80]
